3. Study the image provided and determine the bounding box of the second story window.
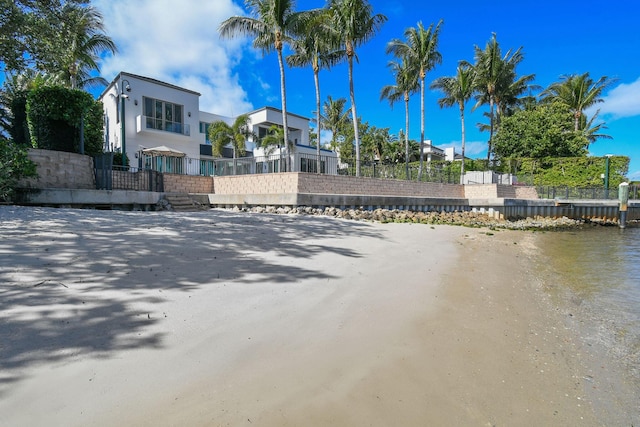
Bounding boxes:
[143,97,187,135]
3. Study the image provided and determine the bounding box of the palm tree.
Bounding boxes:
[541,73,615,131]
[39,3,117,90]
[328,0,387,176]
[208,114,253,175]
[581,109,612,147]
[219,0,298,154]
[287,8,341,173]
[380,60,419,179]
[386,20,443,179]
[320,95,350,149]
[465,33,531,162]
[257,124,295,171]
[431,63,475,178]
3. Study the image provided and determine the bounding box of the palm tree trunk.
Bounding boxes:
[459,103,466,182]
[418,76,425,179]
[405,93,410,180]
[232,148,237,175]
[348,52,360,177]
[277,47,290,171]
[314,68,321,174]
[574,111,580,132]
[487,96,495,164]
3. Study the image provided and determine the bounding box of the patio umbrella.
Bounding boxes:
[142,145,186,157]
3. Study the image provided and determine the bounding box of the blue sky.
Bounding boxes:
[92,0,640,179]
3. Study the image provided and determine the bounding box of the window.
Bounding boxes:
[200,122,211,144]
[143,97,186,135]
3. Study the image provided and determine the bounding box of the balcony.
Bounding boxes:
[136,115,190,137]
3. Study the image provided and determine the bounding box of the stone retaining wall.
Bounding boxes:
[211,173,468,198]
[163,174,214,193]
[19,149,95,190]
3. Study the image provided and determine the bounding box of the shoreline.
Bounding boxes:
[0,206,636,425]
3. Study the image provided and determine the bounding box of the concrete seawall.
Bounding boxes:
[15,187,640,221]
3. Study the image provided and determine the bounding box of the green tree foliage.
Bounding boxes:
[208,114,253,159]
[0,137,37,201]
[35,3,117,89]
[541,73,615,131]
[26,86,103,155]
[320,95,350,149]
[431,63,475,176]
[328,0,387,176]
[380,59,419,178]
[386,20,443,179]
[0,0,91,73]
[219,0,299,153]
[464,33,535,161]
[512,156,629,187]
[287,7,341,172]
[492,102,589,159]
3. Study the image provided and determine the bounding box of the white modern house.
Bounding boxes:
[99,72,338,175]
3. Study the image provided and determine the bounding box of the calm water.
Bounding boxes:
[535,226,640,385]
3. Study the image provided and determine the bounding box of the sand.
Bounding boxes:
[0,206,634,426]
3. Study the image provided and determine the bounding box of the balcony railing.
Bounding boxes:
[136,115,190,136]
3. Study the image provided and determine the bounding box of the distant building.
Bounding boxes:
[99,72,338,175]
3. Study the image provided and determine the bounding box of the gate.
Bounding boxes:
[94,153,113,190]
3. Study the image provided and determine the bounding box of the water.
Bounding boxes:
[534,226,640,415]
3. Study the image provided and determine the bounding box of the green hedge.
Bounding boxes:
[26,86,104,156]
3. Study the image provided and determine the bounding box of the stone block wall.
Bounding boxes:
[164,174,214,193]
[212,173,299,195]
[19,149,95,189]
[465,184,538,199]
[297,174,465,198]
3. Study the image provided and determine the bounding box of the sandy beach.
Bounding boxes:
[0,206,636,426]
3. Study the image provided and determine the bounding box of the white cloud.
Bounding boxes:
[94,0,253,115]
[598,76,640,119]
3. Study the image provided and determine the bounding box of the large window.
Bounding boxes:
[200,122,211,144]
[143,97,187,135]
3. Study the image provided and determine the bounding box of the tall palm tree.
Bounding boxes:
[320,95,350,149]
[209,114,253,175]
[465,33,530,162]
[541,73,615,131]
[328,0,387,176]
[431,64,475,178]
[287,8,341,173]
[386,20,443,179]
[39,3,116,90]
[219,0,298,153]
[380,60,419,179]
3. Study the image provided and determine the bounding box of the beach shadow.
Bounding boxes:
[0,206,382,390]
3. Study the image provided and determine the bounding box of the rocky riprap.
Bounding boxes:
[220,205,624,230]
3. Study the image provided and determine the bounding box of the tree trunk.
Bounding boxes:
[487,95,495,164]
[314,67,321,173]
[460,103,466,182]
[418,75,425,179]
[347,48,360,177]
[405,92,410,180]
[277,46,289,170]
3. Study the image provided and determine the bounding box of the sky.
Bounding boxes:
[92,0,640,179]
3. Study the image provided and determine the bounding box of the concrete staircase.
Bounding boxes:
[163,194,208,212]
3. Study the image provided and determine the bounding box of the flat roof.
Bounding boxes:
[98,71,201,100]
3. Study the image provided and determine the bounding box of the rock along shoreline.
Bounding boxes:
[217,205,635,231]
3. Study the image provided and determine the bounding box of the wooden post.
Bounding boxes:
[618,182,629,229]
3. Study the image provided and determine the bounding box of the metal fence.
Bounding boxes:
[536,185,639,200]
[136,152,340,177]
[338,163,462,184]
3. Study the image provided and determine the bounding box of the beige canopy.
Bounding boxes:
[141,145,186,157]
